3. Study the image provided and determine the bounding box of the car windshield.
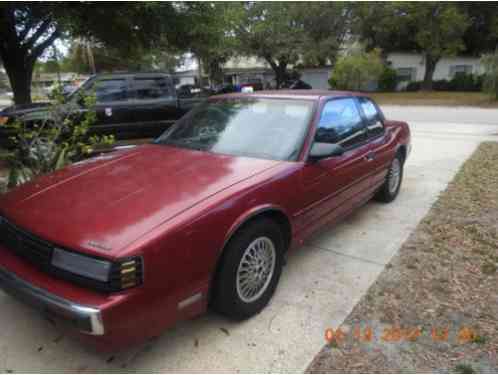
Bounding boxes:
[155,98,314,161]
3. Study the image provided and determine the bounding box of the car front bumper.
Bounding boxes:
[0,265,104,335]
[0,245,205,351]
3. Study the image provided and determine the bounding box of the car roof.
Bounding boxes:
[210,90,367,101]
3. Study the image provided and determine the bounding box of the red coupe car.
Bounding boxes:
[0,90,410,350]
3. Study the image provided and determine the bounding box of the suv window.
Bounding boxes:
[316,98,366,149]
[131,77,174,100]
[93,79,128,103]
[359,97,384,138]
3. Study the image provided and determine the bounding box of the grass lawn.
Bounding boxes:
[370,91,498,108]
[307,142,498,373]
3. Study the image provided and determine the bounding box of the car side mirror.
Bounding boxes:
[308,143,344,162]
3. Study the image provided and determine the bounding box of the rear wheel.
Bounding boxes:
[212,218,284,320]
[375,153,404,203]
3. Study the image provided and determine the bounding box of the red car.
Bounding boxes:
[0,90,410,350]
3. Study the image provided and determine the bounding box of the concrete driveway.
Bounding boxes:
[1,106,498,372]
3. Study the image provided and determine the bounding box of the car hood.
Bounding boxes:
[0,144,281,257]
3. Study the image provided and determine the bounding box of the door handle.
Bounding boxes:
[364,151,376,162]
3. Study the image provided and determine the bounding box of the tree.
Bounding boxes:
[234,2,351,88]
[298,2,353,67]
[353,2,470,90]
[329,49,384,91]
[0,3,182,105]
[459,3,498,56]
[410,3,470,90]
[63,41,184,75]
[351,3,416,55]
[0,4,61,104]
[174,2,240,86]
[482,51,498,100]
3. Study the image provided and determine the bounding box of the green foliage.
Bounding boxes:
[354,3,470,58]
[459,3,498,56]
[449,72,482,92]
[2,91,114,188]
[405,73,483,92]
[454,364,475,374]
[411,4,470,60]
[234,2,351,87]
[329,49,384,91]
[353,3,471,89]
[0,3,188,104]
[378,66,398,92]
[481,51,498,100]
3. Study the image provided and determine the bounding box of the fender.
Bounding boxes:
[222,203,292,253]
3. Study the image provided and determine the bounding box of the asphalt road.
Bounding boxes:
[1,106,498,372]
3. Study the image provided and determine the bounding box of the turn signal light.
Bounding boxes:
[110,257,143,291]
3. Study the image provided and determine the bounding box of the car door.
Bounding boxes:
[297,97,372,235]
[357,97,394,189]
[91,77,134,136]
[129,75,182,138]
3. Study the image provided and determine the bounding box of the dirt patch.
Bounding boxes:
[307,142,498,373]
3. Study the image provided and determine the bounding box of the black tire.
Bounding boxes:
[212,218,285,320]
[375,152,404,203]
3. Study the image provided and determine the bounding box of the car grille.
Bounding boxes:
[0,217,137,293]
[0,218,53,266]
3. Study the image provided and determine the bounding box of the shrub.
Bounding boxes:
[433,79,450,91]
[378,66,398,92]
[448,72,481,91]
[405,81,421,91]
[404,73,483,92]
[329,49,384,91]
[2,91,114,188]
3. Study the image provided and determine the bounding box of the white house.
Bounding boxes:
[386,52,483,90]
[173,51,484,91]
[174,55,334,90]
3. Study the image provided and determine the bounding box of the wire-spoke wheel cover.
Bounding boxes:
[236,236,276,303]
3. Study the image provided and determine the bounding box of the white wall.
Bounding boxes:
[300,68,331,90]
[387,52,483,82]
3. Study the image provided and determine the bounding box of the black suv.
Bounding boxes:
[0,73,209,142]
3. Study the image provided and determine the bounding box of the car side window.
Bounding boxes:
[93,79,128,103]
[316,98,367,149]
[359,97,384,138]
[131,77,174,101]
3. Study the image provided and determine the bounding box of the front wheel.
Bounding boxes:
[375,153,404,203]
[212,218,284,320]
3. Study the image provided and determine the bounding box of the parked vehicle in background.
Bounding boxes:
[0,90,410,350]
[0,73,208,143]
[282,79,312,90]
[240,78,264,91]
[46,82,80,98]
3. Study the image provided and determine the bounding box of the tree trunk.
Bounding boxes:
[263,55,288,89]
[275,68,284,89]
[422,54,438,91]
[4,60,34,105]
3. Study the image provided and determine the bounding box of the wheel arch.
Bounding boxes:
[208,205,292,303]
[396,144,407,164]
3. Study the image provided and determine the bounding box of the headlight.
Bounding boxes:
[52,248,112,282]
[0,116,9,125]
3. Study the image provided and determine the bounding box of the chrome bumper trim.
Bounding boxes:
[0,266,104,335]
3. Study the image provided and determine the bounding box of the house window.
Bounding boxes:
[396,67,416,82]
[449,65,472,77]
